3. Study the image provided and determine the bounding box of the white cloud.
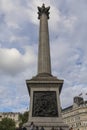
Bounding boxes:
[9,36,29,43]
[0,0,87,112]
[0,46,36,75]
[0,0,77,32]
[63,16,77,31]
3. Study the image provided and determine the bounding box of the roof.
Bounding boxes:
[62,105,73,112]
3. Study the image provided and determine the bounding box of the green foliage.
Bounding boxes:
[0,117,16,130]
[19,111,28,127]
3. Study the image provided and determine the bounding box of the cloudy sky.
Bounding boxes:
[0,0,87,112]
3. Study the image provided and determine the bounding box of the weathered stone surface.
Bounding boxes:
[38,4,51,74]
[24,4,69,130]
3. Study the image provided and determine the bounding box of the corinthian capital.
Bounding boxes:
[38,4,50,19]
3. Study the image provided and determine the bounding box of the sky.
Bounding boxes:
[0,0,87,112]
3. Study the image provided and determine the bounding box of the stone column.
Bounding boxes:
[24,4,69,130]
[38,4,51,74]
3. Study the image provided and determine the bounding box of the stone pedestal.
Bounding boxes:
[24,74,69,130]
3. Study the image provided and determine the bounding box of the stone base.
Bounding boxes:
[25,74,69,130]
[24,121,69,130]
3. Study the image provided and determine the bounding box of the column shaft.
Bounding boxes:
[38,14,51,74]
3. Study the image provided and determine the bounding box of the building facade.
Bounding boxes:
[62,96,87,130]
[0,112,19,127]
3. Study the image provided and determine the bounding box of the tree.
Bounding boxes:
[19,111,28,127]
[0,117,16,130]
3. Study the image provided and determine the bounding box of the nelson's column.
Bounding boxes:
[24,4,69,130]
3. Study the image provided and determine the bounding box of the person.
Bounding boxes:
[35,126,39,130]
[23,127,27,130]
[30,122,34,130]
[60,127,63,130]
[51,127,54,130]
[69,127,73,130]
[40,126,45,130]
